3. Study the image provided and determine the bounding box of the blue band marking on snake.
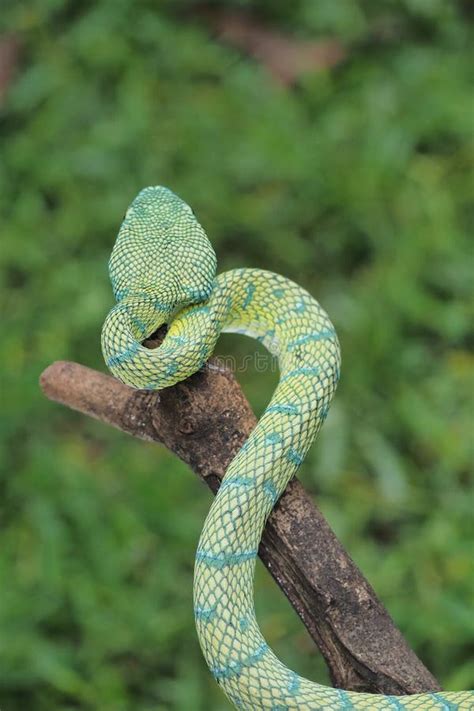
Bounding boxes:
[242,283,256,309]
[287,330,336,351]
[262,480,279,505]
[196,549,258,569]
[182,305,210,318]
[114,289,155,303]
[129,315,148,337]
[210,642,269,680]
[320,403,330,421]
[239,616,250,632]
[337,689,353,708]
[168,335,187,346]
[266,404,300,416]
[185,286,210,302]
[286,448,304,466]
[281,366,321,382]
[220,476,255,491]
[240,439,252,453]
[154,298,171,311]
[165,362,178,377]
[429,694,458,710]
[106,341,140,368]
[265,432,283,445]
[288,672,300,696]
[195,605,218,623]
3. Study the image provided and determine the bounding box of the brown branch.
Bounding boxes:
[0,35,20,107]
[40,349,441,695]
[199,9,346,87]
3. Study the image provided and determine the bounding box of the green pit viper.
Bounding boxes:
[101,186,472,710]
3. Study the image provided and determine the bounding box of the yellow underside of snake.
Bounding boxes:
[101,187,472,710]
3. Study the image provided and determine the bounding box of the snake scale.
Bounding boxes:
[101,187,472,710]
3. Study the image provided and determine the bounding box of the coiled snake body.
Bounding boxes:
[102,187,472,710]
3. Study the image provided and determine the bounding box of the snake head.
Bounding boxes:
[108,186,216,309]
[101,187,218,387]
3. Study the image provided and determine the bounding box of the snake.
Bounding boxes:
[101,186,472,710]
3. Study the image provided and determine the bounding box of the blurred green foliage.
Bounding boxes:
[1,1,473,709]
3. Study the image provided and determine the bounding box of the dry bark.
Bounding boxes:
[40,341,441,695]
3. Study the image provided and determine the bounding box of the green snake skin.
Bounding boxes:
[102,187,472,711]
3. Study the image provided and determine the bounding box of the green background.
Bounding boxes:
[1,2,473,709]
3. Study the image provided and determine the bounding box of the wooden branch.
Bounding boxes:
[40,346,441,695]
[201,9,347,87]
